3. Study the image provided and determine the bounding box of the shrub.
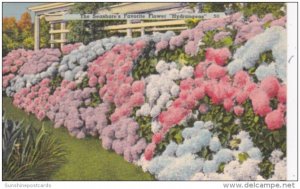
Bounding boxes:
[2,116,66,180]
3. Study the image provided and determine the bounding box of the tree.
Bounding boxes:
[18,12,32,31]
[197,3,285,18]
[23,36,34,49]
[40,17,50,48]
[3,17,20,56]
[201,3,241,13]
[241,3,286,18]
[67,3,121,44]
[3,17,20,42]
[3,33,18,56]
[18,12,33,49]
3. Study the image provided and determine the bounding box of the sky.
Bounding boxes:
[3,3,44,21]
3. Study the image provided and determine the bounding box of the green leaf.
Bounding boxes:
[229,139,241,149]
[217,162,226,173]
[178,53,188,65]
[174,132,183,144]
[254,116,260,123]
[223,115,233,123]
[221,37,233,47]
[238,152,249,163]
[249,67,256,74]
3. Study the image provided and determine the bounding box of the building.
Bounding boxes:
[28,2,196,50]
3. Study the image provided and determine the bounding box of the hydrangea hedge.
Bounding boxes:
[3,12,287,180]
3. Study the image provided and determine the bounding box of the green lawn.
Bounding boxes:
[3,97,154,181]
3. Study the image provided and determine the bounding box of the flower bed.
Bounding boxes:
[3,12,287,180]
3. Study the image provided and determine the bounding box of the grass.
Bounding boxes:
[3,97,154,181]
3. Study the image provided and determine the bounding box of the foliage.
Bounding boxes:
[3,17,20,56]
[202,3,227,12]
[185,18,201,29]
[135,116,153,143]
[40,17,50,48]
[133,42,157,80]
[242,3,286,18]
[3,33,19,56]
[158,48,204,67]
[18,12,32,47]
[2,114,23,165]
[2,12,50,56]
[67,3,124,44]
[22,37,34,49]
[2,116,66,181]
[194,98,285,179]
[50,75,63,93]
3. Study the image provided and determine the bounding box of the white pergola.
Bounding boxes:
[28,2,192,50]
[28,3,74,50]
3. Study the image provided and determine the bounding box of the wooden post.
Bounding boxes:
[34,14,40,51]
[60,22,66,49]
[140,20,145,36]
[126,20,132,37]
[50,23,54,48]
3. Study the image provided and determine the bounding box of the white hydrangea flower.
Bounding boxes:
[223,159,260,180]
[176,129,211,156]
[203,160,218,173]
[138,103,151,116]
[203,121,214,130]
[157,154,204,180]
[214,149,234,164]
[166,100,173,108]
[151,121,161,133]
[247,147,262,161]
[269,149,284,164]
[156,93,171,107]
[227,59,244,75]
[270,158,286,180]
[162,141,178,156]
[156,60,169,74]
[191,172,206,180]
[170,85,180,97]
[209,136,221,152]
[255,62,277,80]
[179,66,194,79]
[238,138,253,152]
[135,155,151,172]
[147,156,174,174]
[256,175,266,180]
[150,105,161,118]
[137,60,184,121]
[167,68,180,80]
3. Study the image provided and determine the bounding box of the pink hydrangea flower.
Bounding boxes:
[223,98,234,112]
[233,71,250,87]
[233,106,244,116]
[249,88,272,116]
[144,143,156,160]
[205,48,231,66]
[260,76,280,98]
[155,40,169,53]
[131,80,145,93]
[277,85,287,104]
[206,64,227,79]
[194,62,208,78]
[199,103,209,114]
[152,133,163,144]
[265,109,285,130]
[88,76,98,87]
